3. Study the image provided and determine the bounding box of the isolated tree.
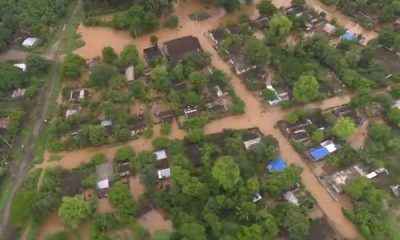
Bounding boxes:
[62,54,85,79]
[89,63,118,87]
[0,63,26,91]
[257,0,277,16]
[117,45,140,69]
[58,196,91,229]
[293,75,319,103]
[212,156,241,190]
[262,88,277,101]
[333,118,357,141]
[150,35,159,46]
[269,14,292,38]
[214,0,240,12]
[26,55,50,75]
[102,46,117,64]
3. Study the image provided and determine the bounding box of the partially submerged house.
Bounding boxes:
[308,140,340,161]
[226,24,243,35]
[267,158,287,173]
[332,105,362,125]
[227,45,256,75]
[96,162,114,197]
[250,16,270,30]
[155,110,173,123]
[154,149,169,169]
[206,97,228,115]
[157,168,171,179]
[143,46,163,64]
[22,37,39,48]
[163,36,203,65]
[184,105,198,119]
[243,133,261,150]
[208,28,227,48]
[59,171,83,196]
[129,113,147,135]
[69,89,89,102]
[265,84,289,105]
[65,106,82,118]
[118,162,131,178]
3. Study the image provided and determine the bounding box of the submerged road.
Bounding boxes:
[0,0,83,238]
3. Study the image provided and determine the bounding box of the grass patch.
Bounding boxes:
[188,11,210,21]
[60,5,85,54]
[0,178,15,210]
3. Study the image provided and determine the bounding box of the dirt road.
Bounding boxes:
[0,0,84,238]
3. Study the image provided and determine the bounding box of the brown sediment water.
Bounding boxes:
[137,209,173,235]
[97,198,115,213]
[40,1,364,239]
[129,175,145,200]
[349,120,368,150]
[37,213,64,240]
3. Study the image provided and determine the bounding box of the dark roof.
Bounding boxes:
[185,144,203,166]
[286,119,311,133]
[143,46,162,63]
[332,105,362,125]
[159,110,173,123]
[129,114,147,131]
[307,218,336,240]
[242,133,260,142]
[227,24,242,35]
[251,16,270,29]
[289,130,310,142]
[208,104,227,114]
[163,36,203,65]
[209,28,227,43]
[118,161,131,177]
[59,171,83,196]
[242,67,267,81]
[308,112,328,129]
[96,162,114,181]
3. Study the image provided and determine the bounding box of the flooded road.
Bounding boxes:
[39,0,365,239]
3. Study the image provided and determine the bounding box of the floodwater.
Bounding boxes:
[137,209,173,235]
[129,175,145,200]
[349,120,368,150]
[97,198,114,213]
[40,0,367,239]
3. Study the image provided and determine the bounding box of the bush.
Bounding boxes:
[160,123,172,135]
[143,127,154,139]
[164,15,179,29]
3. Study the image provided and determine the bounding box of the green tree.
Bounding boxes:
[117,45,140,69]
[333,118,357,141]
[293,75,320,103]
[0,63,26,91]
[387,108,400,126]
[88,125,107,146]
[89,63,118,87]
[179,223,207,240]
[262,88,277,101]
[62,54,84,79]
[0,24,11,50]
[344,176,371,199]
[151,65,171,91]
[189,71,209,90]
[245,38,270,65]
[247,136,279,163]
[58,196,91,229]
[214,0,240,12]
[102,46,117,64]
[264,165,303,195]
[311,129,324,143]
[269,14,292,38]
[114,146,135,162]
[274,203,310,240]
[108,182,137,219]
[164,15,179,29]
[212,156,241,190]
[26,55,50,75]
[257,0,277,16]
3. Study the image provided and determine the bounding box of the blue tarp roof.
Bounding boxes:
[310,147,330,161]
[342,32,357,41]
[268,158,287,172]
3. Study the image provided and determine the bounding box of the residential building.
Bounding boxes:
[243,133,261,150]
[96,162,114,197]
[163,36,203,65]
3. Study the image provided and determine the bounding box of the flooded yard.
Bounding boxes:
[349,120,368,150]
[129,175,145,200]
[137,209,173,235]
[98,198,114,213]
[37,213,64,240]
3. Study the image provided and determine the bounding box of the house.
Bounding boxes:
[308,140,340,161]
[390,185,400,197]
[11,88,26,98]
[22,37,39,48]
[209,28,227,47]
[143,46,162,64]
[118,162,131,177]
[250,16,270,30]
[332,105,362,125]
[184,106,198,119]
[242,67,268,84]
[13,63,27,72]
[125,65,135,82]
[154,149,169,169]
[213,85,229,97]
[227,45,256,75]
[163,36,203,65]
[342,32,358,41]
[206,98,227,115]
[157,167,171,179]
[321,23,336,35]
[96,162,114,197]
[304,16,324,31]
[100,120,112,128]
[267,158,287,173]
[69,89,89,102]
[285,118,311,134]
[59,171,83,196]
[289,129,310,142]
[129,114,147,135]
[65,106,82,118]
[156,110,173,123]
[243,133,261,150]
[265,84,289,105]
[284,191,300,206]
[185,144,203,167]
[226,24,242,35]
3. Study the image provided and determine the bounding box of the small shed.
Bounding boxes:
[96,162,114,197]
[13,63,27,72]
[154,150,167,161]
[267,158,287,172]
[157,168,171,179]
[342,32,357,41]
[243,133,261,150]
[125,65,135,82]
[322,23,336,35]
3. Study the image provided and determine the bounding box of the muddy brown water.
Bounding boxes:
[36,1,365,239]
[137,209,173,235]
[129,175,145,200]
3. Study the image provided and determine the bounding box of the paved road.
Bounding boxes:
[0,0,83,237]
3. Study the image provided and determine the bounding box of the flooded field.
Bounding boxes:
[137,209,173,235]
[36,0,372,239]
[37,213,64,240]
[98,198,114,213]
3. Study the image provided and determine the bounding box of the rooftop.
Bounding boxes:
[209,28,227,44]
[96,162,114,182]
[226,24,242,35]
[143,46,162,64]
[0,117,9,129]
[163,36,203,65]
[267,158,287,172]
[185,144,203,166]
[59,171,83,196]
[154,149,167,161]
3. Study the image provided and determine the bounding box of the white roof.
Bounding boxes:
[323,23,336,34]
[97,179,109,189]
[243,138,261,150]
[22,37,39,47]
[284,191,300,206]
[154,150,167,160]
[394,100,400,110]
[65,109,79,118]
[125,65,135,81]
[324,143,337,153]
[101,120,112,127]
[252,193,262,203]
[13,63,27,72]
[157,168,171,179]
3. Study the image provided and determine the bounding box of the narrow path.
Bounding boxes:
[0,0,84,237]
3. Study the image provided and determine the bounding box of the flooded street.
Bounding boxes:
[349,120,368,150]
[34,0,371,239]
[36,213,64,240]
